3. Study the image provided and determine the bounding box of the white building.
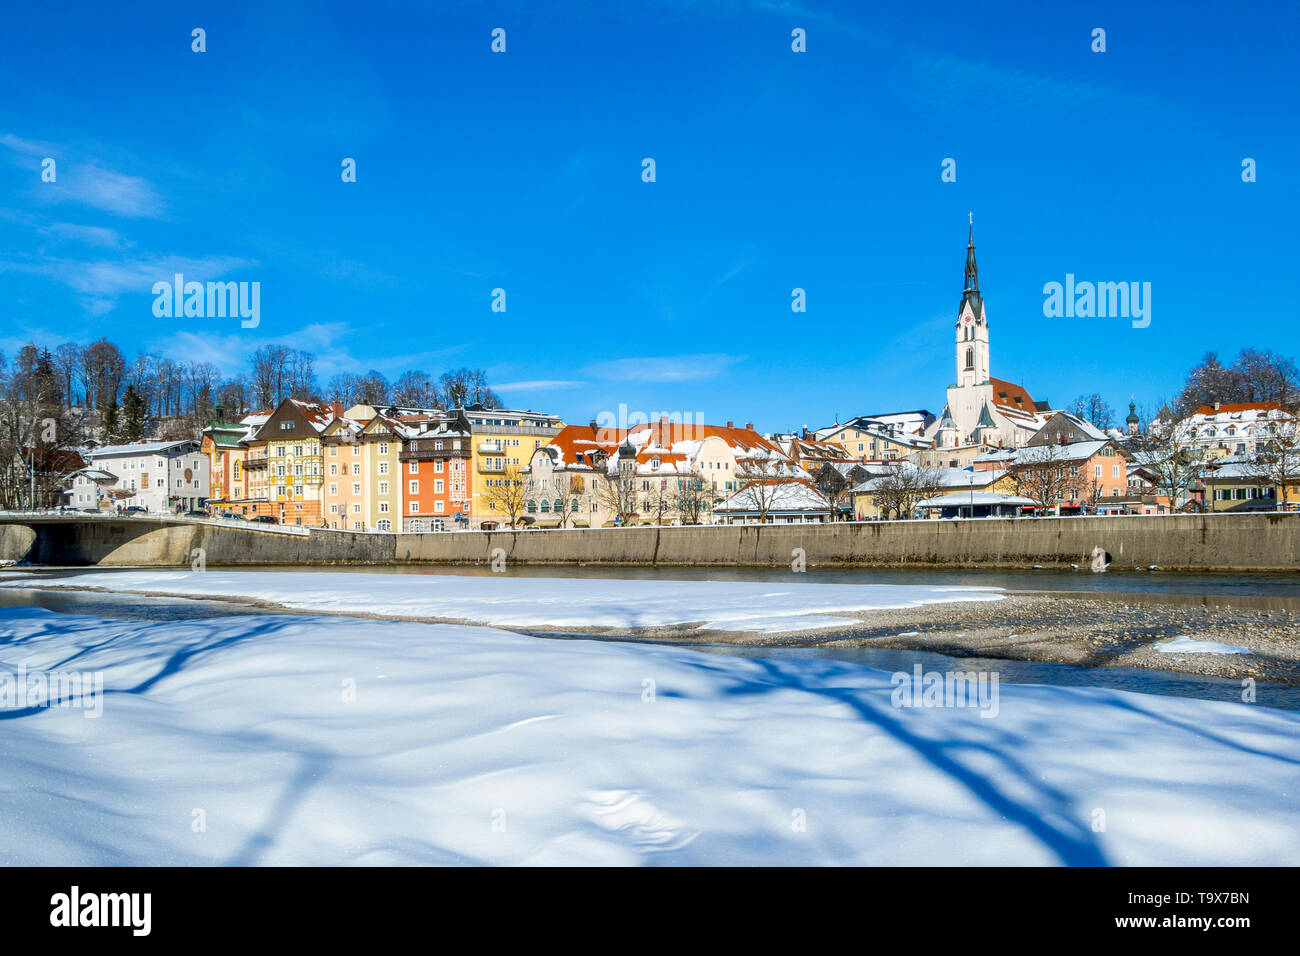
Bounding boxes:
[925,220,1054,450]
[1174,400,1295,457]
[77,440,209,512]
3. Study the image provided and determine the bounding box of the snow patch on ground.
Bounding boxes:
[1,603,1297,866]
[0,570,1003,632]
[1155,635,1252,655]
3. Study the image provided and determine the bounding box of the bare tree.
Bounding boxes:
[544,473,583,528]
[812,463,852,521]
[354,370,388,406]
[392,370,436,408]
[53,342,83,408]
[438,368,501,409]
[874,461,945,520]
[674,474,713,525]
[596,465,640,525]
[483,464,527,528]
[734,457,802,523]
[1011,444,1082,514]
[644,478,675,525]
[0,347,87,509]
[1069,394,1114,430]
[1129,426,1204,511]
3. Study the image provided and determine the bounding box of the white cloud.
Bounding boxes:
[1,133,166,218]
[583,353,746,382]
[495,379,589,391]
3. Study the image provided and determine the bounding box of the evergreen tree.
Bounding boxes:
[102,398,120,443]
[122,385,147,441]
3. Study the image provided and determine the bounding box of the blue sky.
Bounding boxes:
[2,0,1296,431]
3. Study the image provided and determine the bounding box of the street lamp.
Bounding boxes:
[969,474,974,519]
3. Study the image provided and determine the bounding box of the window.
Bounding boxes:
[435,460,444,473]
[409,480,419,493]
[434,479,444,493]
[410,501,419,513]
[352,483,361,495]
[379,502,389,514]
[378,462,388,475]
[352,503,361,513]
[377,519,391,531]
[379,443,389,455]
[378,482,389,495]
[965,347,974,370]
[409,461,418,474]
[352,464,361,476]
[434,501,444,513]
[330,464,338,476]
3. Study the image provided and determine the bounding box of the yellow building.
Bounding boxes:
[1202,461,1300,512]
[819,421,931,462]
[239,399,333,524]
[852,466,1016,520]
[459,406,564,529]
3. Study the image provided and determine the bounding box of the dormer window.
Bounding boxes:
[650,457,660,470]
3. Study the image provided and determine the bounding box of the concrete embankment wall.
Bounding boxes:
[0,519,394,567]
[395,513,1300,571]
[2,514,1298,571]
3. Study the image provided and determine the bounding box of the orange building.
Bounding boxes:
[400,411,473,531]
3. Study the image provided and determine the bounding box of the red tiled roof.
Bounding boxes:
[1191,400,1283,416]
[990,377,1037,413]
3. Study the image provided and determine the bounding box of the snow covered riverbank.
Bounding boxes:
[2,598,1298,865]
[0,570,1004,632]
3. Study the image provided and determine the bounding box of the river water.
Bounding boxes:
[2,564,1298,712]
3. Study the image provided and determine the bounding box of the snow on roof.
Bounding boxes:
[917,491,1037,508]
[89,440,199,457]
[713,479,831,513]
[1013,440,1112,465]
[1186,400,1289,420]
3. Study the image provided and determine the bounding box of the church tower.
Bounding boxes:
[955,215,990,388]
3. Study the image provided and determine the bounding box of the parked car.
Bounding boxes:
[123,506,148,515]
[183,510,207,517]
[250,515,279,524]
[221,512,247,521]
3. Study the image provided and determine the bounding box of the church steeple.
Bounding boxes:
[955,215,990,388]
[961,212,983,319]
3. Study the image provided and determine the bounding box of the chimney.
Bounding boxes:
[1212,401,1221,412]
[744,422,753,431]
[332,400,344,418]
[588,420,597,430]
[726,421,734,428]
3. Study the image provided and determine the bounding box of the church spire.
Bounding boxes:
[961,212,983,319]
